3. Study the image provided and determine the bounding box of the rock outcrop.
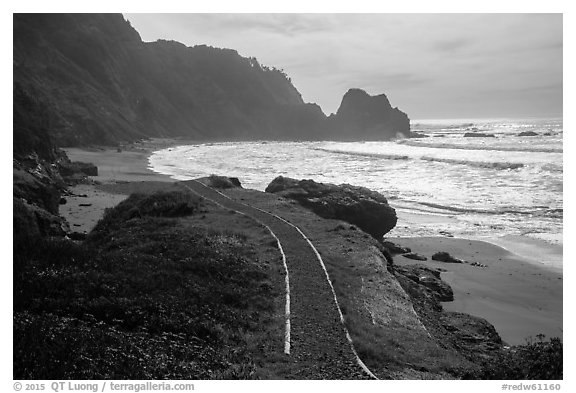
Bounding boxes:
[325,88,410,140]
[394,264,454,302]
[464,132,495,138]
[381,240,411,254]
[432,251,465,263]
[517,131,539,137]
[394,264,503,358]
[265,176,397,238]
[402,252,428,261]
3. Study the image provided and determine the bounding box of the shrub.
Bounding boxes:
[14,192,277,379]
[208,175,239,189]
[90,191,200,238]
[476,336,562,379]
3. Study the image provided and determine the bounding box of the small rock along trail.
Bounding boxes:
[181,180,375,380]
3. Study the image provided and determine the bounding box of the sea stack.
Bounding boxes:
[326,88,410,140]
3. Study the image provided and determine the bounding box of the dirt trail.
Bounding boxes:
[181,180,374,379]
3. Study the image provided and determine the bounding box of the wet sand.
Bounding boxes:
[388,236,562,345]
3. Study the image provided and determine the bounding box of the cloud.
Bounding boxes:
[220,14,336,36]
[433,38,472,53]
[125,13,562,118]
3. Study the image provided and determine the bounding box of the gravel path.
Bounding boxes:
[181,180,375,379]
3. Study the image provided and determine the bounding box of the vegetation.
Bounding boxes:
[207,175,239,189]
[14,13,325,147]
[476,335,562,380]
[14,191,280,379]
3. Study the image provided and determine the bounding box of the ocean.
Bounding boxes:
[149,118,563,267]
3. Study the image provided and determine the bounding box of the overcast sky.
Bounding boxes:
[124,13,562,120]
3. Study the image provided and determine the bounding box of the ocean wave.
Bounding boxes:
[420,156,524,170]
[398,200,563,218]
[313,148,410,160]
[316,147,527,170]
[540,163,563,173]
[396,139,563,153]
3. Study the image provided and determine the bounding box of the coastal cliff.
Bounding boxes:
[14,13,409,147]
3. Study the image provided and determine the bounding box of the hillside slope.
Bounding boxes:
[14,13,409,147]
[13,13,327,146]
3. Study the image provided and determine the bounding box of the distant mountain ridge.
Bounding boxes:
[14,13,410,150]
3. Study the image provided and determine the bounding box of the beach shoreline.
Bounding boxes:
[59,145,563,346]
[387,236,562,345]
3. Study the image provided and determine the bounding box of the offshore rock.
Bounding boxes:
[464,132,495,138]
[517,131,539,137]
[325,88,410,140]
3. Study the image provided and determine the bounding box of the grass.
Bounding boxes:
[13,190,281,379]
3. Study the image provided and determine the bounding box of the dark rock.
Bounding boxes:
[68,232,87,241]
[395,264,454,301]
[432,251,464,263]
[402,252,427,261]
[381,240,411,254]
[325,88,410,140]
[394,267,444,312]
[409,132,429,138]
[517,131,539,137]
[265,176,397,238]
[228,177,242,187]
[395,264,504,360]
[377,246,394,266]
[440,312,503,349]
[59,197,67,205]
[464,132,495,138]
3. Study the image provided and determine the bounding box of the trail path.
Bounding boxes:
[181,180,376,379]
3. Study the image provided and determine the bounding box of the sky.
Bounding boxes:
[124,14,558,119]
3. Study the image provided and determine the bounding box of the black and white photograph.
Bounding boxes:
[9,2,568,388]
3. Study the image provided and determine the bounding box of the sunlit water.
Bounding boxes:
[149,118,563,264]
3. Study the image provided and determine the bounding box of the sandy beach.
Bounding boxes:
[60,141,177,233]
[59,144,563,346]
[388,236,562,345]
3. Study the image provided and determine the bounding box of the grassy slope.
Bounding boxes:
[13,182,562,380]
[14,188,286,379]
[222,187,475,379]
